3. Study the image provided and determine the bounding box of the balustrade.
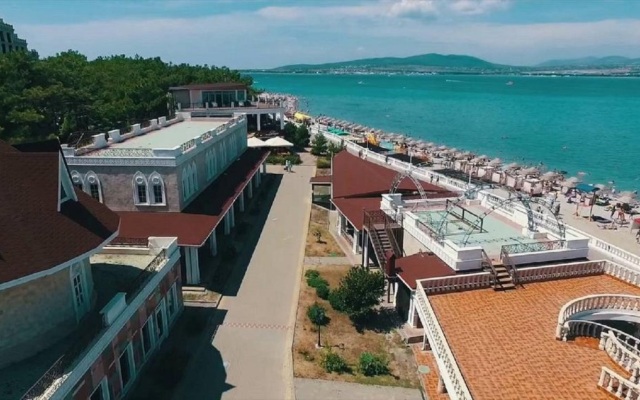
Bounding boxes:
[518,260,604,285]
[420,272,492,294]
[415,285,473,400]
[599,367,640,399]
[602,331,640,376]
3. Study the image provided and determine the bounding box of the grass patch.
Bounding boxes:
[305,205,345,257]
[292,265,419,388]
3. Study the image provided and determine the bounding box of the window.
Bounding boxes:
[133,172,148,205]
[90,378,109,400]
[85,171,103,202]
[149,172,165,205]
[117,344,135,391]
[141,317,154,358]
[167,283,178,320]
[71,264,88,319]
[71,170,84,191]
[155,300,167,342]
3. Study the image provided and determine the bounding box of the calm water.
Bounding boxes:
[250,73,640,192]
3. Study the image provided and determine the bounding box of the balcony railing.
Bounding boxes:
[500,240,565,255]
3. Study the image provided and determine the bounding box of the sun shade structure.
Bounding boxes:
[264,137,294,147]
[248,137,267,147]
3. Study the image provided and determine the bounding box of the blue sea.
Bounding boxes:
[250,73,640,192]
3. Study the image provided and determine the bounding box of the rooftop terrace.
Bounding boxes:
[429,274,640,399]
[106,119,227,150]
[1,244,172,399]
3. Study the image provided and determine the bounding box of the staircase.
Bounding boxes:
[364,210,403,272]
[481,249,515,291]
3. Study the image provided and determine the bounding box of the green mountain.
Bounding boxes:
[537,56,640,67]
[273,53,506,71]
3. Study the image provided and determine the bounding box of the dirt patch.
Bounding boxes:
[293,265,419,388]
[316,168,331,176]
[306,205,345,257]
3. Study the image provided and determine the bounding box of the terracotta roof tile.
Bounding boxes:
[0,141,120,284]
[331,151,455,199]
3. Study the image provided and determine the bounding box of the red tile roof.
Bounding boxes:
[0,140,120,285]
[116,148,269,246]
[332,197,382,230]
[117,212,218,247]
[331,151,454,199]
[395,252,456,289]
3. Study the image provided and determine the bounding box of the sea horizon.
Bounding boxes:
[250,73,640,193]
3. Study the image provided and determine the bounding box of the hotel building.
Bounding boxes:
[0,18,28,54]
[62,112,268,286]
[316,131,640,399]
[0,139,182,400]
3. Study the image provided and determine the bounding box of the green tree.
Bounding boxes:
[294,124,310,147]
[307,303,329,347]
[310,133,328,156]
[327,140,345,156]
[282,121,297,141]
[359,352,389,376]
[332,267,385,321]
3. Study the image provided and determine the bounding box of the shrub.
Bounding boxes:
[307,275,328,289]
[321,351,349,374]
[335,267,385,320]
[315,283,330,300]
[328,287,347,312]
[285,154,302,165]
[359,352,389,376]
[305,269,320,279]
[266,154,285,165]
[316,157,331,169]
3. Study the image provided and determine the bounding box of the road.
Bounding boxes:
[174,164,314,400]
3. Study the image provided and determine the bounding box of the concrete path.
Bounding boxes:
[173,165,314,400]
[304,256,352,265]
[295,378,423,400]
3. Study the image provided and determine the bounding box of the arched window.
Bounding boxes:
[85,171,103,203]
[182,164,192,200]
[191,162,198,192]
[71,170,84,191]
[133,172,148,205]
[149,172,165,205]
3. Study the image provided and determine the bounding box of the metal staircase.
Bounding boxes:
[364,210,403,272]
[482,249,515,291]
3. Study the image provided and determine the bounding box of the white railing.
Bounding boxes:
[420,272,492,294]
[518,260,605,284]
[415,285,473,400]
[598,366,640,399]
[592,236,640,269]
[403,219,457,268]
[556,294,640,338]
[601,331,640,376]
[563,320,640,353]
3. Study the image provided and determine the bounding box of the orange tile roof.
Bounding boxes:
[428,275,640,400]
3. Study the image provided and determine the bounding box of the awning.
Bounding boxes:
[248,137,267,148]
[264,137,294,147]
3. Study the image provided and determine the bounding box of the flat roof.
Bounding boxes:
[396,253,455,289]
[109,119,228,149]
[428,275,640,400]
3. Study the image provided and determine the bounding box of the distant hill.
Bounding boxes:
[537,56,640,67]
[273,53,506,71]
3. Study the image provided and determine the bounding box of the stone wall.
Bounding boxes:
[69,165,179,212]
[0,266,78,368]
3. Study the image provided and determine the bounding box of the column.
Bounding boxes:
[184,246,193,284]
[408,296,415,325]
[209,232,217,256]
[352,230,359,254]
[279,113,284,130]
[190,247,200,284]
[437,377,445,394]
[337,214,343,236]
[230,205,236,229]
[247,178,254,199]
[261,162,266,174]
[239,191,245,212]
[224,212,231,235]
[257,113,261,131]
[363,233,369,268]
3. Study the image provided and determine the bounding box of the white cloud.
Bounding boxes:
[448,0,510,15]
[389,0,439,19]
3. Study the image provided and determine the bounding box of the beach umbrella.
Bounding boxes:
[520,167,539,176]
[470,157,485,164]
[595,183,606,190]
[561,180,578,188]
[565,176,581,183]
[504,162,520,170]
[618,195,634,204]
[488,158,502,166]
[437,145,448,150]
[418,142,431,149]
[619,191,637,198]
[454,152,468,160]
[540,171,558,181]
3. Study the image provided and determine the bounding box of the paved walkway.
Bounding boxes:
[304,256,352,265]
[295,378,423,400]
[173,165,314,400]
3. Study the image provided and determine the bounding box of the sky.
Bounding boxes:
[2,0,640,69]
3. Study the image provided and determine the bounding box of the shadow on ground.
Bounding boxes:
[205,173,283,297]
[354,308,405,334]
[130,305,232,400]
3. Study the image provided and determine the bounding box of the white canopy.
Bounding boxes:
[539,171,558,181]
[264,137,294,147]
[504,162,520,170]
[488,158,502,166]
[247,137,267,148]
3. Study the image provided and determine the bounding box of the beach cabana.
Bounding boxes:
[248,137,267,148]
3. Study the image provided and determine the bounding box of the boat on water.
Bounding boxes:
[506,81,514,86]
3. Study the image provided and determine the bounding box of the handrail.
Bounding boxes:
[499,246,518,286]
[420,272,493,294]
[598,366,640,398]
[480,249,498,289]
[562,319,640,354]
[601,331,640,376]
[415,284,473,399]
[500,240,565,255]
[556,294,640,339]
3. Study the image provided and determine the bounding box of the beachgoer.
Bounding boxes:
[636,229,640,244]
[436,176,440,184]
[554,202,561,216]
[430,175,434,183]
[610,203,619,218]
